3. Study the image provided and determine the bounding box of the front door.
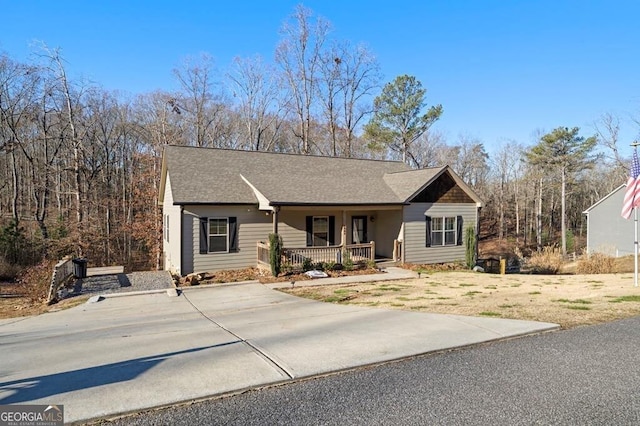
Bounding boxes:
[351,216,368,244]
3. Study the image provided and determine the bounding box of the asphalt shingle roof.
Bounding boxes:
[383,168,446,201]
[162,145,452,206]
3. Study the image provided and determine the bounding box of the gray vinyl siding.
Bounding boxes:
[374,210,402,258]
[277,211,308,247]
[403,203,477,265]
[162,174,183,274]
[278,210,344,247]
[586,187,634,256]
[179,206,403,274]
[183,205,271,274]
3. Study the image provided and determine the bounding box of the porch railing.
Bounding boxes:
[257,241,270,268]
[283,245,343,266]
[258,241,376,269]
[346,242,375,263]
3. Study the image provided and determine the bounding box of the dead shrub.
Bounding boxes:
[0,258,22,281]
[17,258,56,302]
[527,246,564,274]
[577,252,615,274]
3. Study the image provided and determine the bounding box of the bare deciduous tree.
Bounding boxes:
[228,55,285,151]
[276,5,329,154]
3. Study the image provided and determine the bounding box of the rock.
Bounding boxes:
[56,288,69,300]
[304,270,329,279]
[184,273,201,286]
[472,265,485,273]
[166,288,180,297]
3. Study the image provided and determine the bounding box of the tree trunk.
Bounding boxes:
[561,167,567,256]
[536,177,542,251]
[10,148,19,224]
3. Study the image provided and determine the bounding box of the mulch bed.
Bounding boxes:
[179,267,384,286]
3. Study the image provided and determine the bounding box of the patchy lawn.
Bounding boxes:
[281,271,640,329]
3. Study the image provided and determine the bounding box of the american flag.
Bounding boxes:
[621,150,640,219]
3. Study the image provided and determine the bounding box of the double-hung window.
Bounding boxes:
[313,216,329,246]
[426,215,462,247]
[163,214,169,243]
[208,218,229,253]
[199,216,238,254]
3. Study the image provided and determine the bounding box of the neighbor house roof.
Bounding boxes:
[159,145,482,207]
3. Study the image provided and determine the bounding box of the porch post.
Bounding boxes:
[272,207,279,234]
[341,210,347,247]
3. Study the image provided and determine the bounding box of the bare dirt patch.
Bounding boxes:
[281,271,640,329]
[0,281,90,319]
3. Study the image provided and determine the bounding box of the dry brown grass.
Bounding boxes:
[527,247,564,274]
[577,253,616,274]
[282,271,640,329]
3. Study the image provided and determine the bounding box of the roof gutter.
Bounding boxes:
[270,202,407,207]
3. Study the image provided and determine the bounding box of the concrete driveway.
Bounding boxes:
[0,282,558,423]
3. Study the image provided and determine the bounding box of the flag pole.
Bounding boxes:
[635,206,638,287]
[633,141,640,288]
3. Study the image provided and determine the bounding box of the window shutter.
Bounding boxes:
[425,216,432,247]
[457,216,463,246]
[329,216,335,245]
[229,217,238,252]
[306,216,313,247]
[199,217,208,254]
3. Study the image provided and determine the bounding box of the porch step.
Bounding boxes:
[375,259,399,268]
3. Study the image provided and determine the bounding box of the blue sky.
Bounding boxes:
[3,1,640,156]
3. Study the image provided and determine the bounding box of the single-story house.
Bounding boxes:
[159,145,484,276]
[583,184,636,256]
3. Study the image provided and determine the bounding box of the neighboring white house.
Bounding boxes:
[159,145,484,276]
[583,184,636,256]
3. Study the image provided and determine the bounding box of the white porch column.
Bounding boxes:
[341,210,347,247]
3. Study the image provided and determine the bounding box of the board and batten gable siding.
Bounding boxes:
[162,174,183,274]
[586,186,634,256]
[403,203,477,264]
[183,205,272,274]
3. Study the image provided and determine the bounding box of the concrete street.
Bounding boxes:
[0,280,557,424]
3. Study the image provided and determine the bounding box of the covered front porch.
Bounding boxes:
[256,205,404,270]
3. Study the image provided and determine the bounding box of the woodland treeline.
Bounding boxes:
[0,6,631,276]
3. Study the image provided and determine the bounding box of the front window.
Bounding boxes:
[164,214,169,242]
[209,218,228,252]
[313,216,329,246]
[432,217,456,246]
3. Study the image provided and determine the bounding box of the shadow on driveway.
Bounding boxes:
[0,343,237,404]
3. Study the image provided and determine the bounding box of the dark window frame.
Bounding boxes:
[426,215,463,247]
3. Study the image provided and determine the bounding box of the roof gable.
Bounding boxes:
[409,171,475,203]
[383,166,483,206]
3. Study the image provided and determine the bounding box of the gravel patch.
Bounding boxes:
[71,271,173,296]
